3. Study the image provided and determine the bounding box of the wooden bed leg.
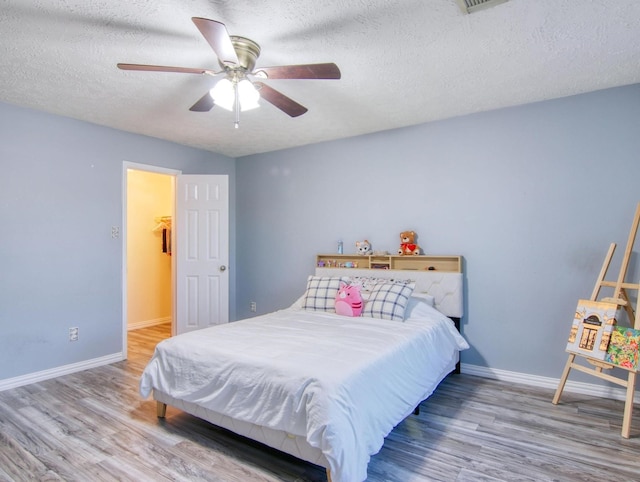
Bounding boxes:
[157,401,167,418]
[326,468,332,482]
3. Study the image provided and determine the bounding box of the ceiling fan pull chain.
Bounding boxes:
[234,81,240,128]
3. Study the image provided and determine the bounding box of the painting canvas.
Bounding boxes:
[604,326,640,371]
[566,300,619,360]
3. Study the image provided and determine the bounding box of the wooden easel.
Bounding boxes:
[552,203,640,438]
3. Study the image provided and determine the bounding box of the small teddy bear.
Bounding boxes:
[398,231,421,255]
[355,239,373,255]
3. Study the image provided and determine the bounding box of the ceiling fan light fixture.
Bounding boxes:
[119,18,340,123]
[210,78,260,112]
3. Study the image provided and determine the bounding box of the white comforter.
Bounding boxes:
[140,303,469,482]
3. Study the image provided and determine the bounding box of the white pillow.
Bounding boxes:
[348,276,413,301]
[289,295,306,310]
[362,281,415,321]
[405,297,441,320]
[411,292,435,307]
[301,276,347,312]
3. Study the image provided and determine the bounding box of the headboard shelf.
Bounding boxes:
[316,254,462,273]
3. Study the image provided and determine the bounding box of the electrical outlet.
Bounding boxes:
[69,327,79,342]
[111,226,120,239]
[250,301,257,312]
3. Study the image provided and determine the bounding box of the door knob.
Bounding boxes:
[219,265,227,271]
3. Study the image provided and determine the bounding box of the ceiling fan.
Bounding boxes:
[117,17,341,128]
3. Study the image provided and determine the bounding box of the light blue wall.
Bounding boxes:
[3,84,640,386]
[0,102,235,380]
[236,84,640,381]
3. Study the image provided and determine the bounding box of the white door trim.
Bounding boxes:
[121,161,181,359]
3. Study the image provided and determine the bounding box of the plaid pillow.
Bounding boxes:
[302,276,347,311]
[362,281,415,321]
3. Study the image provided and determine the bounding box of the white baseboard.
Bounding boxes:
[128,316,171,331]
[461,363,640,402]
[0,352,124,392]
[2,355,636,403]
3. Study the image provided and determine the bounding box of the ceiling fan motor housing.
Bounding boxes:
[222,36,261,72]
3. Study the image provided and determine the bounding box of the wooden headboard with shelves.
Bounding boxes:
[316,254,461,272]
[315,254,464,319]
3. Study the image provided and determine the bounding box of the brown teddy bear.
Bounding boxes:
[398,231,421,255]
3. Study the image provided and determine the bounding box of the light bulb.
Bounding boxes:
[237,80,260,111]
[210,78,235,111]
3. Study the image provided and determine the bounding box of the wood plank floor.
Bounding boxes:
[1,323,639,481]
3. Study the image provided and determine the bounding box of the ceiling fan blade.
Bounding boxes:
[189,92,214,112]
[254,82,308,117]
[191,17,239,66]
[254,63,341,80]
[117,63,217,75]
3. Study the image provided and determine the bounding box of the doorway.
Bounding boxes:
[122,162,180,357]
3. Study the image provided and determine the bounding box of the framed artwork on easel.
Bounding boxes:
[566,299,619,360]
[605,326,640,370]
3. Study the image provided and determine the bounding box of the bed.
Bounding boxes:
[140,267,468,482]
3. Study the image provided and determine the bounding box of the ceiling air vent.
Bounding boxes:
[456,0,508,14]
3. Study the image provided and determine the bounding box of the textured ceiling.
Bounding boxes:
[1,0,639,158]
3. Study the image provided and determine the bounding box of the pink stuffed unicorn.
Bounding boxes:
[335,282,363,317]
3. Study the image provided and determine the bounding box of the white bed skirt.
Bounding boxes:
[153,389,330,468]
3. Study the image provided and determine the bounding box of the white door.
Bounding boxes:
[175,175,229,334]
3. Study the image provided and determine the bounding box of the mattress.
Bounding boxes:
[140,302,468,482]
